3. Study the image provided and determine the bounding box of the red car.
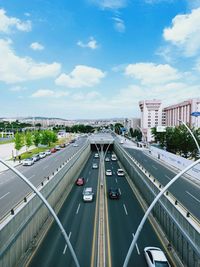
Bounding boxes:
[76,177,85,186]
[50,147,57,153]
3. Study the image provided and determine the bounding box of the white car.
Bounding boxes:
[94,153,99,158]
[45,150,51,156]
[73,143,78,147]
[111,154,117,161]
[120,140,124,144]
[92,163,98,169]
[144,247,171,267]
[106,169,112,176]
[22,158,34,166]
[39,152,46,159]
[105,157,110,162]
[117,169,124,176]
[82,187,94,202]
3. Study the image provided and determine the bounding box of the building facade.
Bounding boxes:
[164,98,200,128]
[139,99,163,142]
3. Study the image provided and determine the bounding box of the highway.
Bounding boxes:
[27,151,172,267]
[122,145,200,221]
[0,137,87,219]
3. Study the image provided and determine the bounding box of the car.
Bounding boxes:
[117,169,124,176]
[108,188,120,199]
[111,154,117,161]
[76,177,85,186]
[120,140,124,144]
[32,154,40,162]
[105,157,110,162]
[73,143,78,147]
[45,150,51,156]
[60,143,66,148]
[94,153,99,158]
[92,163,98,169]
[55,145,61,150]
[22,158,34,166]
[144,247,171,267]
[39,152,46,159]
[82,187,94,202]
[50,147,57,153]
[106,169,112,176]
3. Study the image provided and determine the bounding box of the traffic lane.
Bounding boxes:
[106,160,170,267]
[28,152,99,267]
[125,148,200,220]
[0,142,87,217]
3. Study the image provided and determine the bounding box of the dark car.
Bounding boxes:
[108,188,120,199]
[76,177,85,186]
[60,143,66,148]
[50,147,57,153]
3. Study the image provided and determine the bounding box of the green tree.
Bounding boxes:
[114,123,123,135]
[14,132,24,155]
[33,131,41,147]
[25,131,33,151]
[41,130,57,146]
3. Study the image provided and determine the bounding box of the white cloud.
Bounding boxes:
[55,65,106,88]
[30,42,44,51]
[31,89,69,98]
[0,8,31,33]
[125,62,181,85]
[89,0,127,10]
[163,8,200,56]
[77,37,98,49]
[112,17,125,32]
[0,39,61,83]
[9,85,26,92]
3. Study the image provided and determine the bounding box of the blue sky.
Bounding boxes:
[0,0,200,119]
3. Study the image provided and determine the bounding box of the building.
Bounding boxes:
[123,118,140,131]
[164,98,200,128]
[139,99,163,142]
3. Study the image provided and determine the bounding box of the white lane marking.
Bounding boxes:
[115,178,118,183]
[0,192,10,200]
[152,165,158,170]
[123,204,128,215]
[86,178,88,183]
[89,171,91,174]
[118,188,121,195]
[165,175,171,181]
[63,232,72,254]
[186,191,200,204]
[43,165,49,170]
[132,233,140,255]
[76,203,81,214]
[29,174,35,179]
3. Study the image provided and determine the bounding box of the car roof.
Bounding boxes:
[145,247,167,261]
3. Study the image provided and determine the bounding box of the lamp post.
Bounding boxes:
[0,158,80,267]
[123,157,200,267]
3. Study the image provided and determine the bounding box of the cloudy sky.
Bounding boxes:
[0,0,200,119]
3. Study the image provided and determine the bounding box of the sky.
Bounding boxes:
[0,0,200,119]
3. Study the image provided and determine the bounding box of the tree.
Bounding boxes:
[33,131,41,147]
[114,123,123,135]
[41,130,57,147]
[14,132,24,156]
[25,131,33,151]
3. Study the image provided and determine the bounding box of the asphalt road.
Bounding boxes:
[27,151,172,267]
[123,146,200,221]
[0,137,87,219]
[28,152,99,267]
[105,154,170,267]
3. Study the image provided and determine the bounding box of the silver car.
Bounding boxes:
[144,247,171,267]
[82,187,94,202]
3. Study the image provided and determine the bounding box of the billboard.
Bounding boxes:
[156,126,166,132]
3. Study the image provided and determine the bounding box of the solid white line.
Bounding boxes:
[152,165,158,170]
[76,203,81,214]
[165,175,171,181]
[115,178,118,183]
[123,204,128,215]
[186,191,200,203]
[0,192,10,200]
[63,232,72,254]
[132,233,140,255]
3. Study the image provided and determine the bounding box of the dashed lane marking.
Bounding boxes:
[0,192,10,200]
[132,233,140,255]
[63,232,72,254]
[123,204,128,215]
[186,191,200,204]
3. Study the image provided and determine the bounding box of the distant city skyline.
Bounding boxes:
[0,1,200,119]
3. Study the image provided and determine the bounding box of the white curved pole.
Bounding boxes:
[178,119,200,153]
[123,158,200,267]
[0,158,80,267]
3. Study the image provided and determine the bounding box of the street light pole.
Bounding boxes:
[0,158,80,267]
[123,158,200,267]
[178,119,200,153]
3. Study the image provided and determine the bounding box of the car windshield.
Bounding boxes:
[155,261,169,267]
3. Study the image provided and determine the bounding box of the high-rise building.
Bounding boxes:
[139,99,163,142]
[164,98,200,128]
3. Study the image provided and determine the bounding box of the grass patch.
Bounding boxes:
[0,139,14,145]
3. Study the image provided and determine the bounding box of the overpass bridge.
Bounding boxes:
[0,133,200,267]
